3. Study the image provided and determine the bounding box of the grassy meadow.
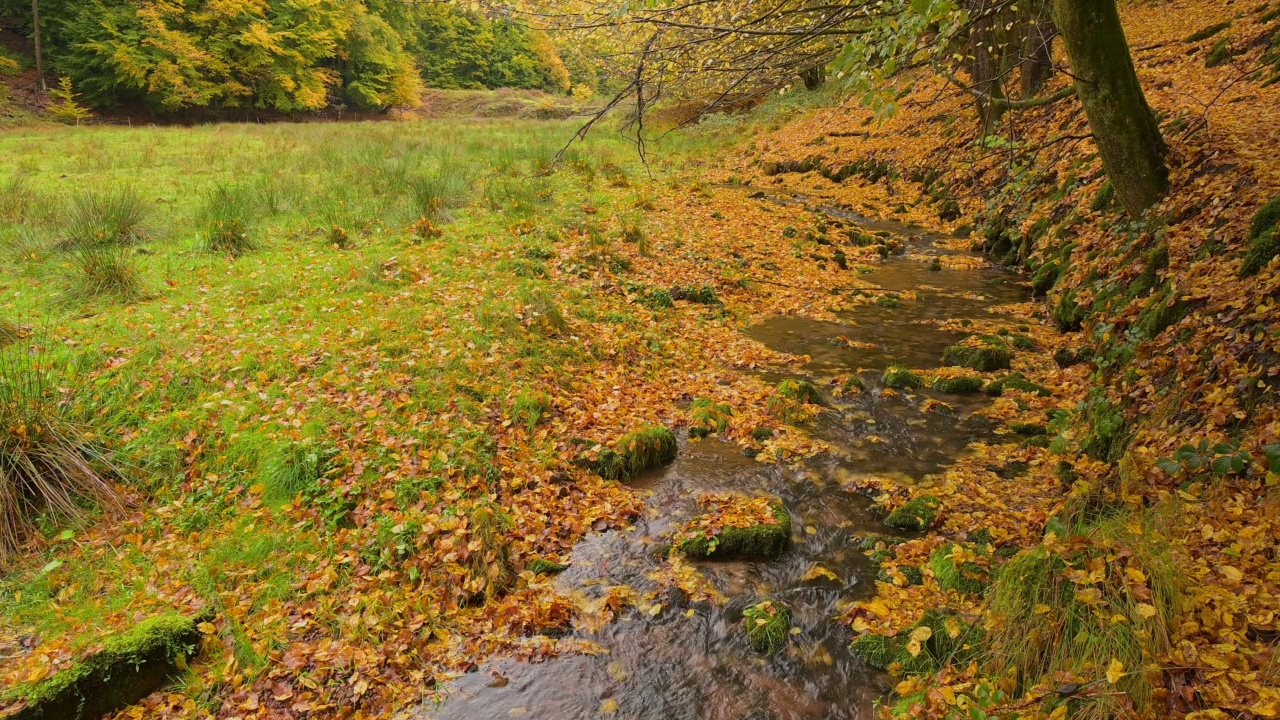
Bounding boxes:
[0,116,751,710]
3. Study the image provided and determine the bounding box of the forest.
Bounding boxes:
[0,1,1278,719]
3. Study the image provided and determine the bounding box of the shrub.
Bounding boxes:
[882,365,924,389]
[743,600,791,655]
[0,338,122,560]
[942,337,1012,372]
[58,187,150,250]
[594,426,677,481]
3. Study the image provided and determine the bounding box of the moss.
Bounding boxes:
[743,600,791,655]
[527,558,568,574]
[1052,288,1087,332]
[1249,196,1280,239]
[840,375,865,394]
[6,614,202,720]
[929,543,990,594]
[673,284,719,304]
[680,501,792,560]
[1080,394,1126,462]
[1241,228,1279,277]
[1008,422,1048,436]
[1031,261,1061,295]
[941,337,1012,372]
[1090,181,1117,213]
[883,495,941,531]
[930,375,983,393]
[775,378,819,404]
[688,398,732,438]
[985,372,1052,397]
[1185,21,1231,42]
[851,609,981,674]
[643,288,674,310]
[928,258,943,272]
[882,365,924,390]
[874,294,901,308]
[1129,244,1169,298]
[1133,287,1196,339]
[750,427,774,442]
[878,564,925,586]
[1053,347,1091,368]
[1205,37,1233,67]
[594,425,677,480]
[512,390,552,430]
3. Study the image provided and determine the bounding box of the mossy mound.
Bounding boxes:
[594,425,677,480]
[1052,347,1092,368]
[5,613,203,720]
[839,375,865,395]
[527,558,568,575]
[680,501,792,560]
[850,609,981,674]
[688,398,732,438]
[882,365,924,390]
[775,378,820,404]
[930,374,983,394]
[1008,422,1048,436]
[874,294,901,308]
[929,543,990,594]
[671,284,720,304]
[1240,197,1280,277]
[984,372,1052,398]
[878,564,925,586]
[942,337,1012,372]
[883,495,941,531]
[743,600,791,655]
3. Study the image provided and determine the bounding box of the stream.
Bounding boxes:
[427,200,1031,720]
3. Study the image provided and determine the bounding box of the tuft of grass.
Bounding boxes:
[775,378,819,403]
[688,397,732,438]
[511,391,552,431]
[519,287,568,334]
[883,365,924,390]
[680,500,791,560]
[57,187,151,250]
[930,374,983,393]
[851,609,982,674]
[928,543,989,594]
[986,515,1177,719]
[199,185,258,256]
[262,441,332,506]
[0,337,123,560]
[594,425,677,481]
[984,372,1052,397]
[466,500,515,602]
[743,600,791,655]
[63,246,146,302]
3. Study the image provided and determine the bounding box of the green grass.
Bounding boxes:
[743,600,790,655]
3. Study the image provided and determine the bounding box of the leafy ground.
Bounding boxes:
[0,0,1278,718]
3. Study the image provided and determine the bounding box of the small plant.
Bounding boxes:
[47,77,93,126]
[520,287,568,334]
[511,390,552,430]
[743,600,791,655]
[466,499,515,602]
[928,543,989,594]
[0,335,122,560]
[1155,439,1252,478]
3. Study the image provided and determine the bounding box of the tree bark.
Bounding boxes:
[966,1,1005,128]
[1019,17,1056,98]
[1052,0,1167,217]
[800,65,824,91]
[32,0,45,92]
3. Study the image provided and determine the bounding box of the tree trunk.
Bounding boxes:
[1052,0,1167,217]
[32,0,45,92]
[1019,17,1056,98]
[800,65,824,91]
[966,1,1005,128]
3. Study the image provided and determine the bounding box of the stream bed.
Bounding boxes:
[428,214,1030,720]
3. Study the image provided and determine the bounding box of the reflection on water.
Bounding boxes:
[429,210,1030,720]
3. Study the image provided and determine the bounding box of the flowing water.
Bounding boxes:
[427,198,1030,720]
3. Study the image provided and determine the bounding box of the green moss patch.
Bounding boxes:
[942,336,1012,372]
[1241,197,1280,277]
[930,374,983,394]
[680,501,791,560]
[526,558,569,575]
[928,543,990,594]
[850,609,981,674]
[593,425,678,480]
[743,600,791,655]
[775,378,820,403]
[688,398,733,439]
[984,372,1052,397]
[882,365,924,390]
[5,613,203,720]
[883,495,941,531]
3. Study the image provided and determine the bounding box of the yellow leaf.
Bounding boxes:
[1221,566,1243,583]
[1106,658,1125,685]
[945,617,962,639]
[906,638,923,657]
[600,698,618,714]
[909,626,933,644]
[649,604,663,616]
[851,617,871,633]
[1125,567,1147,584]
[1135,603,1157,619]
[1034,603,1051,615]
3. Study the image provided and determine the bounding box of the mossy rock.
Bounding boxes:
[1185,20,1231,42]
[851,609,981,674]
[882,365,924,390]
[854,534,909,552]
[775,378,820,404]
[5,614,203,720]
[743,600,791,655]
[883,495,941,531]
[928,258,943,272]
[1031,261,1061,295]
[688,398,732,439]
[874,294,901,308]
[680,501,791,560]
[1053,347,1092,368]
[1008,422,1048,436]
[1240,196,1280,277]
[1052,289,1087,332]
[930,375,983,394]
[942,337,1011,372]
[929,543,990,594]
[1008,334,1037,351]
[527,558,569,575]
[1132,287,1196,339]
[840,375,865,394]
[594,426,677,480]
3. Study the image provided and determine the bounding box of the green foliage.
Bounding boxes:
[850,609,981,674]
[883,495,940,531]
[985,372,1052,398]
[680,501,791,560]
[262,441,333,506]
[512,391,552,431]
[674,284,720,304]
[3,613,201,720]
[942,337,1012,372]
[198,185,258,256]
[775,379,819,404]
[1155,439,1252,478]
[688,398,732,438]
[343,12,423,111]
[882,365,924,389]
[526,557,568,574]
[929,543,989,594]
[1240,197,1280,277]
[1205,38,1233,68]
[743,600,790,655]
[1080,393,1126,462]
[594,426,677,481]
